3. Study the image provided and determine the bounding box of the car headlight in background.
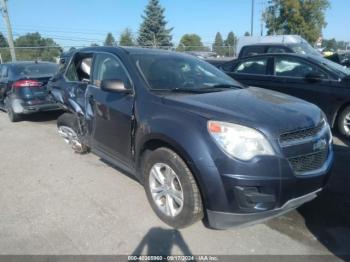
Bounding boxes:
[208,121,275,161]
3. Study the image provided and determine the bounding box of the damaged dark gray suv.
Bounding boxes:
[50,47,333,229]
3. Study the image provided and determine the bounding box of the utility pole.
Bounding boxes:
[251,0,255,36]
[0,0,15,61]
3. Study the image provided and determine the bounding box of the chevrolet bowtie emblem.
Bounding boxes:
[313,138,327,151]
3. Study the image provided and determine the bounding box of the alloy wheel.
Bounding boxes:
[58,125,84,153]
[343,112,350,135]
[149,163,184,217]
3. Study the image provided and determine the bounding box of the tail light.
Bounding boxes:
[12,79,42,88]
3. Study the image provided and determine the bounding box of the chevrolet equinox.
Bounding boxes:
[50,47,334,229]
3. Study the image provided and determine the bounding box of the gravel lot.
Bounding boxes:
[0,111,349,257]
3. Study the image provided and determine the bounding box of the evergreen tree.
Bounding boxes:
[244,31,251,36]
[119,28,134,46]
[224,31,237,56]
[212,32,225,56]
[138,0,173,47]
[264,0,330,44]
[104,33,116,46]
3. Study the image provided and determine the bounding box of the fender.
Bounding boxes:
[68,98,84,116]
[134,116,224,209]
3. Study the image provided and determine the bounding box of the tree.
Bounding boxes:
[119,28,134,46]
[14,32,61,62]
[322,38,337,50]
[0,32,10,62]
[177,34,207,52]
[244,31,251,36]
[104,33,116,46]
[224,31,237,56]
[212,32,225,56]
[264,0,330,44]
[322,39,349,51]
[137,0,173,47]
[0,32,8,47]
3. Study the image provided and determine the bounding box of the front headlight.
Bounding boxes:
[208,121,275,161]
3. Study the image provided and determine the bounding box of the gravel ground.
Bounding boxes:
[0,111,349,258]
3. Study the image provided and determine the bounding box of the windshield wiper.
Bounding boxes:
[170,88,206,93]
[203,84,239,89]
[164,84,240,94]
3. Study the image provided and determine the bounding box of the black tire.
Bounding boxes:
[337,106,350,138]
[57,113,89,154]
[142,147,203,228]
[5,98,21,122]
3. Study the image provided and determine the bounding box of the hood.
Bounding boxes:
[162,87,324,139]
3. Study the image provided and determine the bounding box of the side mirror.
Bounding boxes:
[341,58,350,67]
[305,72,323,83]
[100,79,132,94]
[342,75,350,82]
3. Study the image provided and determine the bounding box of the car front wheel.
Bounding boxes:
[57,113,89,154]
[142,147,203,228]
[338,106,350,138]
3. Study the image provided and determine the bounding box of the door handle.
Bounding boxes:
[88,95,95,104]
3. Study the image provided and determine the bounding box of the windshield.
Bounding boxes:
[289,43,322,57]
[319,57,350,77]
[13,63,58,77]
[132,52,241,91]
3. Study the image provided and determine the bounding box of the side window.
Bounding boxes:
[65,62,79,81]
[0,65,8,79]
[267,47,287,54]
[92,53,130,88]
[220,61,234,72]
[241,46,265,58]
[274,57,327,78]
[65,53,92,82]
[234,57,268,75]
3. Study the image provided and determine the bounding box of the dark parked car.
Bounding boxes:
[325,52,350,68]
[0,61,60,122]
[217,53,350,138]
[50,47,333,229]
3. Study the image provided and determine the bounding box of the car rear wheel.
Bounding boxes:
[142,147,203,228]
[57,113,89,154]
[338,106,350,138]
[5,98,21,122]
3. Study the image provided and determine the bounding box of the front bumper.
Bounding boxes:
[207,188,321,229]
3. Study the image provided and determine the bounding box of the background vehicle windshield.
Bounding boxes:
[13,63,58,77]
[132,53,241,90]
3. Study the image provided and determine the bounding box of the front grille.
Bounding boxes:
[280,121,325,145]
[288,150,328,175]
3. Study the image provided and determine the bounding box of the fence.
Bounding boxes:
[0,44,238,63]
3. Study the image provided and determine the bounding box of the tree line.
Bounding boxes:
[0,0,341,62]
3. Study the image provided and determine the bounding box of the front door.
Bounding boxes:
[267,56,335,120]
[87,52,134,165]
